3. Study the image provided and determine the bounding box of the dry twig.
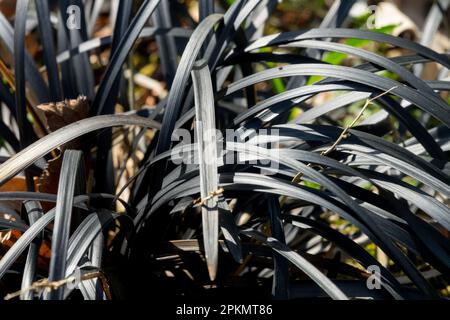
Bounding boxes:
[4,270,111,300]
[193,187,225,206]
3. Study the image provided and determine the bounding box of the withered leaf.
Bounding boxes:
[0,0,16,18]
[37,152,62,195]
[36,96,89,195]
[37,95,89,134]
[0,230,51,272]
[0,176,39,213]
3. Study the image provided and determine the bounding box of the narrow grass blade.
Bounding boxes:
[47,150,85,300]
[20,201,43,300]
[0,115,160,187]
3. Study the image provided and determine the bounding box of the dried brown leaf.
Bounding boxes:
[37,95,89,133]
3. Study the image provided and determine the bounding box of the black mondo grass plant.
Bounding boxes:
[0,0,448,301]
